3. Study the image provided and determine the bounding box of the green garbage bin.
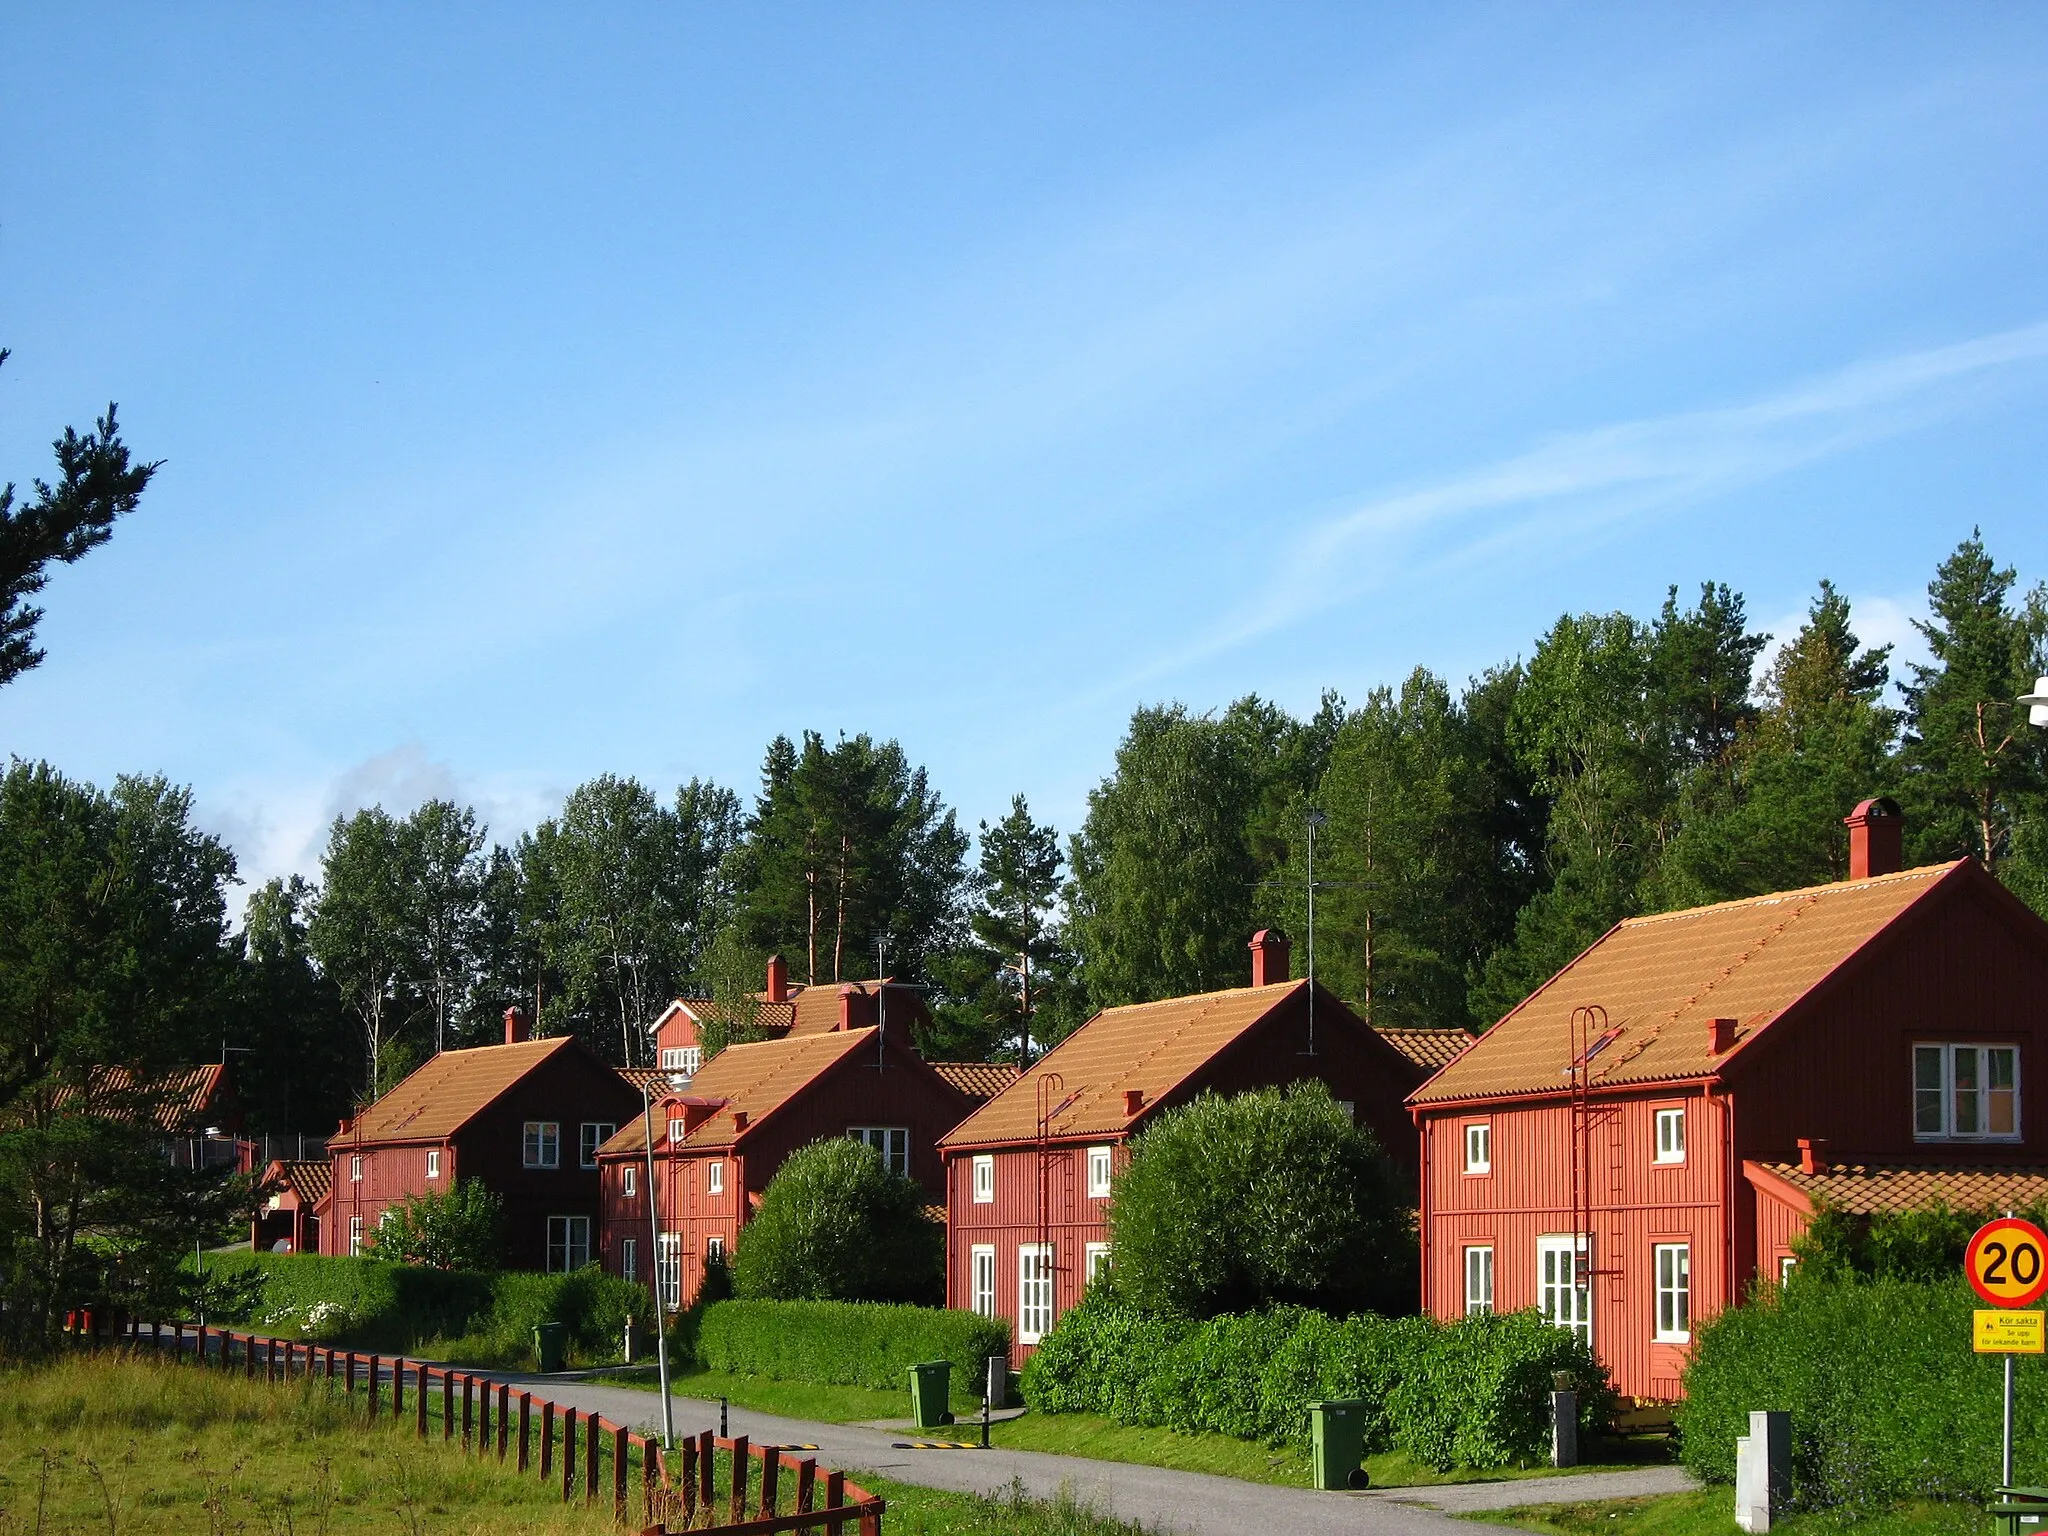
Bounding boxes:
[908,1360,954,1429]
[532,1322,566,1373]
[1993,1486,2048,1536]
[1308,1400,1370,1491]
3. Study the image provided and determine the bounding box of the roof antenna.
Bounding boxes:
[1305,807,1326,1057]
[875,936,889,1071]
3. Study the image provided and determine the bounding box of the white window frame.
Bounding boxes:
[707,1159,724,1195]
[668,1118,686,1144]
[622,1164,637,1199]
[970,1244,997,1318]
[1654,1107,1686,1164]
[350,1154,363,1183]
[580,1122,615,1169]
[1915,1043,2021,1142]
[349,1215,363,1256]
[1779,1254,1796,1286]
[620,1235,638,1282]
[1654,1242,1692,1342]
[1464,1122,1491,1174]
[659,1046,701,1074]
[523,1120,561,1169]
[1019,1243,1055,1344]
[971,1155,995,1204]
[1085,1242,1112,1283]
[849,1126,911,1178]
[426,1148,441,1180]
[1464,1244,1495,1316]
[656,1233,682,1311]
[1537,1234,1591,1346]
[1086,1145,1113,1199]
[547,1214,591,1273]
[707,1234,725,1260]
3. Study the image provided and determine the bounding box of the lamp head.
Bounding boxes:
[2023,675,2048,729]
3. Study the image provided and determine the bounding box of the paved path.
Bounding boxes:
[484,1368,1697,1536]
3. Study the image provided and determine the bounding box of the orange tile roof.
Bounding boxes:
[1748,1159,2048,1217]
[1413,863,1968,1105]
[345,1036,575,1143]
[939,981,1320,1147]
[70,1063,230,1131]
[930,1061,1022,1105]
[600,1028,878,1157]
[267,1158,332,1205]
[617,1067,669,1098]
[1373,1027,1475,1072]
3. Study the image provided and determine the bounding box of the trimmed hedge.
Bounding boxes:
[1020,1290,1608,1469]
[200,1251,651,1364]
[1680,1277,2048,1508]
[696,1299,1012,1393]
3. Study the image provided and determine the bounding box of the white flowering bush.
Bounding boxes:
[299,1300,354,1342]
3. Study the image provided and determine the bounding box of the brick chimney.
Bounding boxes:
[1844,797,1903,880]
[1249,929,1292,987]
[1798,1137,1829,1175]
[837,985,878,1032]
[503,1005,529,1045]
[1123,1088,1145,1116]
[764,955,788,1004]
[1708,1017,1738,1055]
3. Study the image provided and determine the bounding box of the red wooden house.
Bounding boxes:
[596,1017,973,1309]
[1410,800,2048,1402]
[318,1011,641,1271]
[253,1159,329,1254]
[939,931,1428,1355]
[647,957,936,1076]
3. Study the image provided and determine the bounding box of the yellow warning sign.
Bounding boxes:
[1974,1310,2045,1353]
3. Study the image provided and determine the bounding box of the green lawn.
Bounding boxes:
[1466,1489,1986,1536]
[851,1472,1156,1534]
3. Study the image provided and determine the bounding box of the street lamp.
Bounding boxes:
[639,1069,689,1449]
[2022,676,2048,729]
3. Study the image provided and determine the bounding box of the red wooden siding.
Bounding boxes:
[945,1140,1119,1348]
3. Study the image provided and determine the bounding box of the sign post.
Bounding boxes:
[1967,1216,2048,1487]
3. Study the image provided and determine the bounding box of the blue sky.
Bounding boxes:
[4,5,2046,896]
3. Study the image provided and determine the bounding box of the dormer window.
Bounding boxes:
[1915,1044,2020,1141]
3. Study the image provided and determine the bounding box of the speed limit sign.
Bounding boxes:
[1967,1218,2048,1308]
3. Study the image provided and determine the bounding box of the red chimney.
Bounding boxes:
[504,1005,529,1045]
[1844,797,1903,881]
[1798,1137,1829,1176]
[1708,1017,1738,1055]
[764,955,788,1004]
[1248,929,1292,987]
[1123,1089,1145,1116]
[732,1110,750,1132]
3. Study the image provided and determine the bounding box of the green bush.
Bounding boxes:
[1109,1082,1414,1318]
[734,1138,944,1305]
[696,1298,1011,1394]
[1793,1200,2048,1284]
[367,1178,504,1271]
[1021,1287,1607,1469]
[1679,1276,2046,1508]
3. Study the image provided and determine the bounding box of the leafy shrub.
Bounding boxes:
[1021,1287,1606,1469]
[734,1138,944,1305]
[1792,1200,2048,1284]
[367,1178,504,1271]
[1680,1276,2046,1507]
[696,1298,1011,1393]
[1109,1082,1414,1318]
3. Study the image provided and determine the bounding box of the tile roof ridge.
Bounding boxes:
[1057,980,1292,1130]
[1620,861,1959,927]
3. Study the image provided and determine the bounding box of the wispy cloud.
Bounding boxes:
[1120,319,2048,691]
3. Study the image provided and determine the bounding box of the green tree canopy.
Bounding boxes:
[370,1178,505,1271]
[732,1137,943,1305]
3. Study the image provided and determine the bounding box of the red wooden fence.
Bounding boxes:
[118,1319,885,1534]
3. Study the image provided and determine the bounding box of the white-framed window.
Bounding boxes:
[1464,1123,1491,1174]
[668,1118,686,1144]
[970,1244,997,1318]
[971,1155,995,1204]
[707,1160,724,1195]
[426,1149,441,1180]
[623,1165,637,1199]
[1087,1146,1113,1198]
[523,1121,561,1168]
[1654,1243,1692,1342]
[656,1233,682,1311]
[1654,1107,1685,1164]
[350,1154,363,1183]
[1779,1255,1796,1286]
[349,1215,363,1256]
[660,1046,701,1074]
[580,1123,615,1168]
[620,1236,638,1282]
[1085,1242,1112,1283]
[1464,1245,1495,1316]
[1538,1234,1591,1345]
[850,1126,910,1178]
[707,1235,725,1260]
[1019,1244,1055,1344]
[1915,1043,2020,1141]
[547,1214,591,1272]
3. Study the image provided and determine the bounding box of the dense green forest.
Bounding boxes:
[7,533,2046,1138]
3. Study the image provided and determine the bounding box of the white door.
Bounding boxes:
[1537,1234,1591,1345]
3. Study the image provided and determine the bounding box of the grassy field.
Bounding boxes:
[1466,1489,1986,1536]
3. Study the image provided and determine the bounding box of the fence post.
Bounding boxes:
[728,1435,748,1523]
[794,1456,816,1517]
[697,1430,715,1513]
[497,1383,510,1460]
[476,1374,489,1451]
[642,1437,658,1526]
[392,1357,405,1416]
[462,1374,474,1449]
[442,1370,454,1441]
[858,1497,882,1536]
[561,1406,576,1503]
[680,1435,698,1521]
[415,1366,429,1439]
[368,1355,381,1420]
[540,1401,554,1480]
[585,1412,600,1504]
[824,1470,844,1515]
[760,1448,779,1520]
[518,1393,532,1473]
[243,1333,255,1379]
[344,1351,356,1397]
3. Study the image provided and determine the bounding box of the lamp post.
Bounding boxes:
[2021,675,2048,729]
[640,1071,688,1449]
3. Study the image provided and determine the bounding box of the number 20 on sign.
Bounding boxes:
[1968,1217,2048,1308]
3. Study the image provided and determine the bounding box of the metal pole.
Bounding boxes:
[2006,1352,2016,1487]
[641,1081,674,1450]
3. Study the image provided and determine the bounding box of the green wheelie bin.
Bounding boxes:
[1309,1400,1371,1491]
[909,1360,954,1429]
[531,1322,566,1373]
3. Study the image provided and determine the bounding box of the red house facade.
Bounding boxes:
[253,1158,329,1254]
[1411,802,2048,1402]
[647,958,937,1076]
[596,1022,972,1309]
[940,931,1428,1356]
[319,1015,641,1272]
